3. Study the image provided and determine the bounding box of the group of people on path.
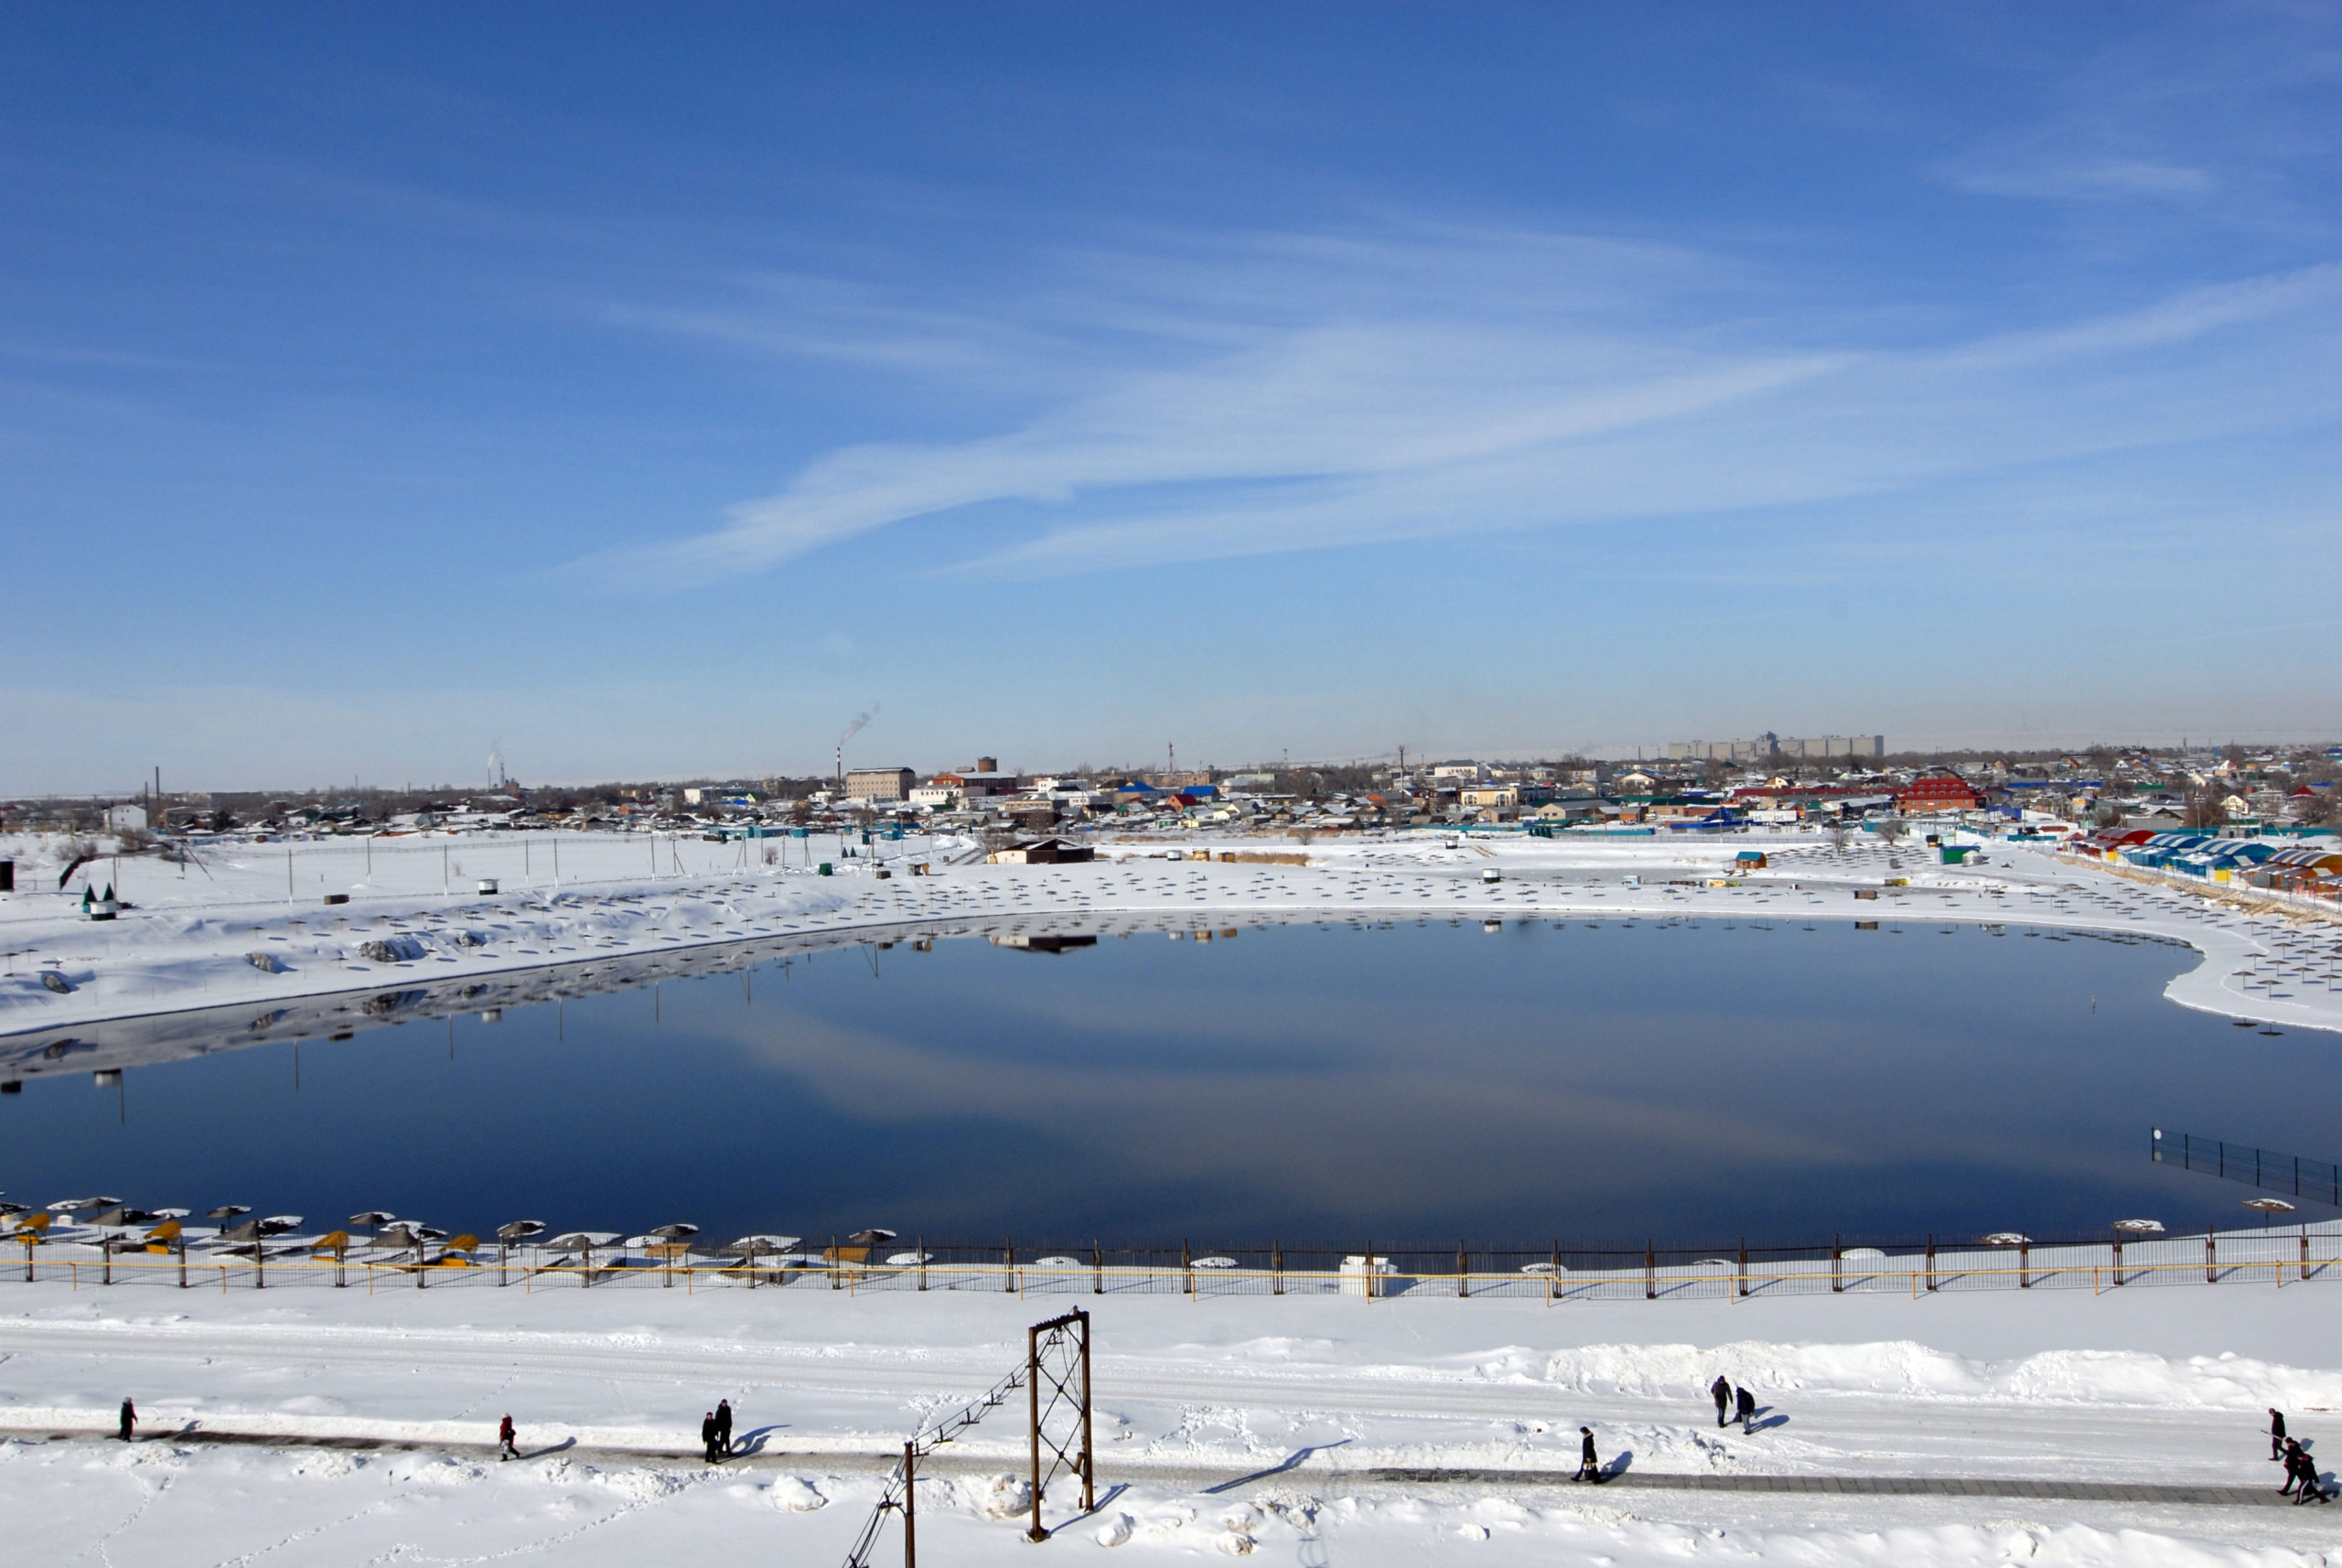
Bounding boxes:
[1574,1376,1770,1488]
[489,1398,734,1465]
[2272,1409,2331,1504]
[1711,1375,1759,1434]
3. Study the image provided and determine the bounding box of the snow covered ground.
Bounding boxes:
[5,826,2340,1047]
[5,1272,2341,1564]
[7,826,2342,1561]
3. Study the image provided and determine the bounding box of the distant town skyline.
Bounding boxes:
[5,5,2339,793]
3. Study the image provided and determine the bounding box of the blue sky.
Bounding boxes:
[4,4,2339,792]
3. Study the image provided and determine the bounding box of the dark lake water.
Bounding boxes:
[4,918,2335,1249]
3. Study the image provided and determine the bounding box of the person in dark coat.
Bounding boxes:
[714,1399,734,1457]
[118,1399,135,1442]
[499,1414,518,1462]
[1735,1386,1756,1434]
[2297,1446,2331,1505]
[1574,1426,1601,1483]
[1710,1376,1732,1429]
[2272,1408,2288,1462]
[2282,1439,2304,1496]
[701,1412,721,1463]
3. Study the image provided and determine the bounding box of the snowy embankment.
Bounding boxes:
[5,1280,2341,1563]
[7,830,2342,1558]
[5,827,2339,1042]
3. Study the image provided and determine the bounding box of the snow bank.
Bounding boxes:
[1529,1340,2342,1411]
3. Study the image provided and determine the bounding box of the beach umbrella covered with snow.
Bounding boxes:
[1981,1232,2032,1246]
[724,1234,800,1257]
[2111,1219,2165,1235]
[2244,1197,2297,1214]
[847,1229,897,1246]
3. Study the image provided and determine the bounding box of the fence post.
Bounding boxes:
[904,1440,917,1568]
[1456,1240,1468,1300]
[1026,1324,1046,1543]
[2304,1224,2312,1283]
[919,1237,928,1294]
[2206,1227,2217,1284]
[1270,1240,1281,1298]
[1832,1234,1842,1294]
[1092,1239,1102,1297]
[178,1237,188,1289]
[1925,1234,1937,1293]
[2019,1239,2031,1289]
[1736,1238,1747,1299]
[1183,1240,1193,1298]
[1644,1240,1655,1301]
[831,1236,840,1291]
[1005,1236,1015,1294]
[102,1245,111,1287]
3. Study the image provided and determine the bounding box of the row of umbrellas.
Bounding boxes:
[5,1197,912,1271]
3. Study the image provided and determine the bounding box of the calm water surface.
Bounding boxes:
[4,918,2334,1246]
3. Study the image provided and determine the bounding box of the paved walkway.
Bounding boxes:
[1371,1466,2312,1508]
[18,1423,2320,1510]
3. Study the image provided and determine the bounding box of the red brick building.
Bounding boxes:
[1895,774,1981,813]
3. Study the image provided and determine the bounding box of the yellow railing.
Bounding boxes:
[12,1248,2337,1301]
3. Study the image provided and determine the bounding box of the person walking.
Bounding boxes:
[1710,1376,1732,1429]
[2298,1447,2331,1505]
[498,1414,519,1462]
[714,1399,734,1458]
[701,1411,721,1464]
[2272,1408,2289,1462]
[2282,1439,2304,1496]
[117,1399,135,1443]
[1574,1426,1602,1483]
[1735,1386,1756,1434]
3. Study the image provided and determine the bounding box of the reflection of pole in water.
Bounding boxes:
[558,999,564,1040]
[448,1018,455,1061]
[654,982,660,1025]
[294,1042,300,1092]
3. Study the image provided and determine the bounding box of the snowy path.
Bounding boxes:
[3,1282,2336,1487]
[7,1283,2342,1565]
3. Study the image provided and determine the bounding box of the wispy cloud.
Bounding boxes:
[568,220,2342,586]
[1943,157,2216,201]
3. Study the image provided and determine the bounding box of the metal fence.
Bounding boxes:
[2157,1130,2342,1207]
[15,1224,2342,1303]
